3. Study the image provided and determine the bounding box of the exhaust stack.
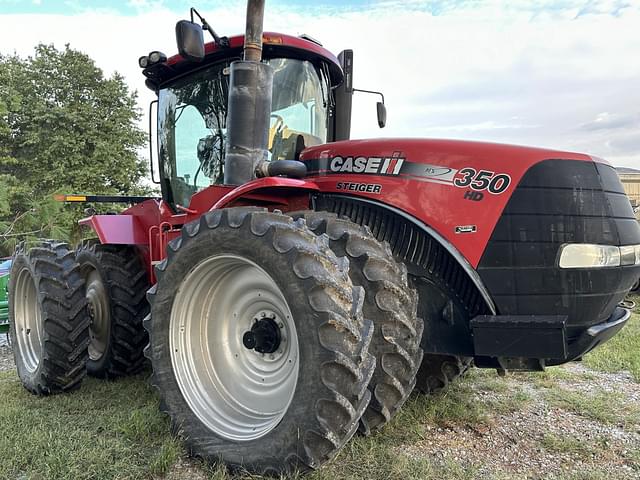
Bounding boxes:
[224,0,274,185]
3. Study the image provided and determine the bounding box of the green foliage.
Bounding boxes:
[0,44,148,255]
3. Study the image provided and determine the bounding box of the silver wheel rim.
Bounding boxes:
[14,267,43,372]
[86,269,110,362]
[170,254,299,442]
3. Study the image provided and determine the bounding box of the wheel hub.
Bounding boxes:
[242,314,282,354]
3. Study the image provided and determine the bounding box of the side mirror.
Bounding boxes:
[376,102,386,128]
[175,20,205,62]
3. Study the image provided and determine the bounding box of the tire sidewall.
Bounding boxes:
[151,226,333,468]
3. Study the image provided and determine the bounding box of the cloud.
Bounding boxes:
[0,1,639,169]
[580,112,640,131]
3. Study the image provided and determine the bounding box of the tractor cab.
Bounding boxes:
[141,31,349,210]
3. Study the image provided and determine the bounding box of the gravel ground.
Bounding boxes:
[0,338,14,372]
[399,364,640,479]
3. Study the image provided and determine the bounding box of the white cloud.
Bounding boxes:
[1,1,639,169]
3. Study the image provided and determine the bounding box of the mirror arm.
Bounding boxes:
[352,88,385,104]
[190,7,230,48]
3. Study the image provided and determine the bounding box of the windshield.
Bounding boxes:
[158,57,329,207]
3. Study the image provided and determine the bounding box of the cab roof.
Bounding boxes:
[143,32,343,91]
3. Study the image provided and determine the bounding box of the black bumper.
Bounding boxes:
[556,305,630,365]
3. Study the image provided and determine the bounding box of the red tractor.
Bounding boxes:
[8,1,640,475]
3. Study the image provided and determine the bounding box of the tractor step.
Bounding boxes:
[471,307,630,370]
[471,315,567,359]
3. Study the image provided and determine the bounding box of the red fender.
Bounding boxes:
[211,176,320,210]
[78,215,148,245]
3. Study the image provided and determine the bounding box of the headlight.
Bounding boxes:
[558,243,640,269]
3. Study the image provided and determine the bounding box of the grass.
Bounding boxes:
[543,387,640,428]
[0,370,181,480]
[0,309,638,479]
[583,295,640,382]
[0,367,489,480]
[539,432,601,458]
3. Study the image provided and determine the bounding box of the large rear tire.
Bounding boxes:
[76,241,150,378]
[292,211,423,434]
[9,241,90,395]
[145,207,375,475]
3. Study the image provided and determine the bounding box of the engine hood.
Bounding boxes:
[300,138,597,172]
[300,138,604,267]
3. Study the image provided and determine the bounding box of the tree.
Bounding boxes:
[0,44,148,256]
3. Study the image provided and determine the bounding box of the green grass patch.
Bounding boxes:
[544,387,640,428]
[386,379,490,434]
[540,432,600,458]
[0,369,180,480]
[309,438,477,480]
[583,301,640,382]
[523,365,595,389]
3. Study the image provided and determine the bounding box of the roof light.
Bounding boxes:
[299,34,322,46]
[138,55,149,68]
[148,51,167,64]
[558,243,640,269]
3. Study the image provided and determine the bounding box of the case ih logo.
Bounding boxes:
[329,152,405,175]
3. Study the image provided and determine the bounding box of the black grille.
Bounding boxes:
[477,159,640,330]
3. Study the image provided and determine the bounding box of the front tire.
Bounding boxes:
[145,207,375,475]
[292,211,424,434]
[9,241,90,395]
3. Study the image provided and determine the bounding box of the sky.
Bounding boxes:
[1,0,639,169]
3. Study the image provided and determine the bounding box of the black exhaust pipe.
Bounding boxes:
[224,0,274,185]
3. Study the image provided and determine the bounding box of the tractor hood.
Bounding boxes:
[300,138,597,180]
[300,138,608,268]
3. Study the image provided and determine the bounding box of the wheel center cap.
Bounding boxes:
[242,315,282,354]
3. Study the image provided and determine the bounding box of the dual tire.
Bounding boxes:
[145,207,376,474]
[9,240,151,394]
[9,241,90,395]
